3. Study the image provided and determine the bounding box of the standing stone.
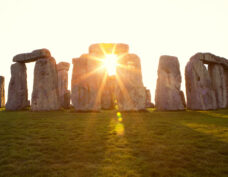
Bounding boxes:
[0,76,5,108]
[6,63,28,110]
[71,55,103,111]
[208,64,227,108]
[145,88,154,108]
[31,57,60,111]
[101,75,116,109]
[116,54,146,111]
[155,56,185,111]
[57,62,70,109]
[185,54,217,110]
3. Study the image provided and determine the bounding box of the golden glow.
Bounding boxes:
[103,54,118,76]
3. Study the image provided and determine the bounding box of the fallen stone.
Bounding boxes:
[155,56,185,111]
[0,76,5,108]
[185,54,217,110]
[31,57,60,111]
[13,48,51,63]
[6,63,28,110]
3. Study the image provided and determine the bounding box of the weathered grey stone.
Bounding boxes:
[71,55,103,111]
[6,63,28,110]
[57,62,70,109]
[0,76,5,108]
[116,54,146,111]
[155,56,185,111]
[13,48,51,63]
[31,57,60,111]
[89,43,129,56]
[101,75,116,109]
[185,55,217,110]
[57,62,70,71]
[198,53,228,68]
[145,88,154,108]
[208,64,227,108]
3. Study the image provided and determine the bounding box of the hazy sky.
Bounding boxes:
[0,0,228,102]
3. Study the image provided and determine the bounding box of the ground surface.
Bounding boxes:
[0,108,228,177]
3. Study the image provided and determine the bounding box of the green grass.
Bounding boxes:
[0,108,228,177]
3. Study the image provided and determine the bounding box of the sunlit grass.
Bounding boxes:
[0,109,228,177]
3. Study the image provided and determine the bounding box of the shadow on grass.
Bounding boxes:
[123,111,228,177]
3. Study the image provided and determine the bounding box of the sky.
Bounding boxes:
[0,0,228,102]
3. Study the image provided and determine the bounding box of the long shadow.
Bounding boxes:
[123,111,228,177]
[0,111,111,177]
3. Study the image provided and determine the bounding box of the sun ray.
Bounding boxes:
[94,71,108,109]
[115,71,134,109]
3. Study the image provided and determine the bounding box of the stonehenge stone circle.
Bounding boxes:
[57,62,70,109]
[31,57,60,111]
[0,76,5,108]
[6,63,28,110]
[116,54,146,111]
[13,49,51,63]
[155,56,185,111]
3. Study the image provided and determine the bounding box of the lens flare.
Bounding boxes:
[103,54,118,76]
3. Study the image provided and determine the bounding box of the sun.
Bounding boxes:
[103,54,118,75]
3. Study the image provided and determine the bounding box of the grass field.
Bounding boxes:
[0,108,228,177]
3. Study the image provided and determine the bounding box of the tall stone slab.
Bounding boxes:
[101,75,116,109]
[0,76,5,108]
[6,63,28,110]
[57,62,70,109]
[71,55,103,111]
[145,88,154,108]
[31,57,60,111]
[208,64,227,108]
[155,56,185,111]
[116,54,146,111]
[185,54,217,110]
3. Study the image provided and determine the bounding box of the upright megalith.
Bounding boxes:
[31,57,60,111]
[116,54,146,111]
[6,63,28,110]
[71,55,103,111]
[0,76,5,108]
[57,62,70,109]
[145,88,154,108]
[101,75,116,109]
[209,64,227,108]
[155,56,185,111]
[185,54,217,110]
[185,53,228,110]
[13,48,51,63]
